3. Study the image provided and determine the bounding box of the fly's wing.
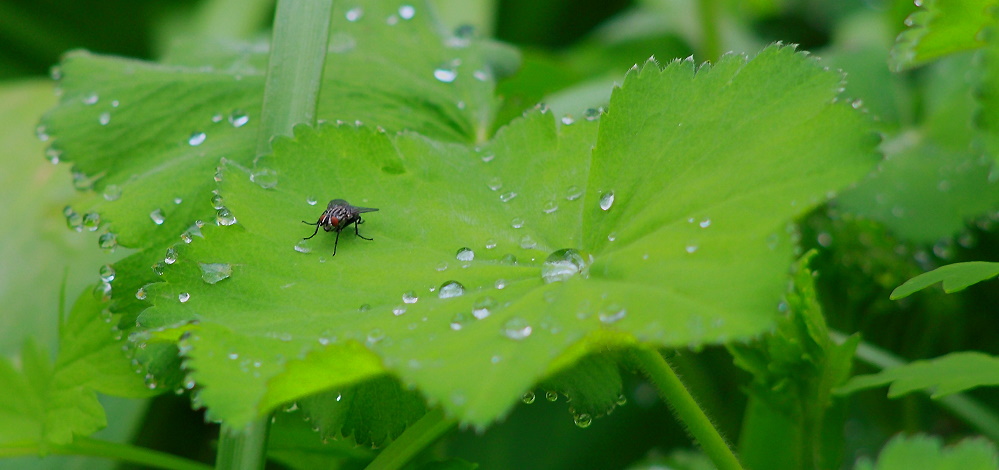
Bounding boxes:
[328,199,348,210]
[353,206,379,213]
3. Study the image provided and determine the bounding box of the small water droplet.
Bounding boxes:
[560,116,575,125]
[402,291,419,304]
[199,263,232,284]
[599,191,615,211]
[150,208,165,225]
[345,7,363,21]
[438,280,465,299]
[306,196,318,206]
[598,304,626,324]
[93,282,112,302]
[450,312,471,330]
[607,232,617,242]
[699,218,711,228]
[484,239,497,249]
[566,185,582,201]
[188,132,206,146]
[250,168,278,188]
[36,125,50,142]
[435,262,448,271]
[542,200,558,213]
[574,413,592,428]
[584,108,602,121]
[542,248,588,283]
[82,92,99,105]
[499,191,518,202]
[494,279,507,289]
[178,292,191,303]
[392,305,407,316]
[100,184,122,201]
[481,153,495,162]
[164,247,178,265]
[487,177,502,191]
[135,287,147,300]
[685,244,698,253]
[472,296,497,319]
[63,206,82,231]
[82,212,101,231]
[359,304,371,312]
[511,217,524,229]
[502,317,532,340]
[522,391,536,404]
[98,232,118,250]
[434,67,457,83]
[366,328,385,345]
[173,197,183,205]
[228,110,249,127]
[456,247,474,262]
[616,394,627,406]
[398,4,415,19]
[99,264,115,282]
[98,112,111,125]
[211,192,224,209]
[545,390,558,401]
[851,99,863,109]
[216,208,237,226]
[152,262,165,276]
[519,235,537,249]
[501,254,517,264]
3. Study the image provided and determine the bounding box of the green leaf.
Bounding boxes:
[134,44,876,430]
[854,434,998,470]
[837,351,999,398]
[890,261,999,299]
[266,409,375,470]
[889,0,996,71]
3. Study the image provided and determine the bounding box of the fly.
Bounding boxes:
[302,199,378,256]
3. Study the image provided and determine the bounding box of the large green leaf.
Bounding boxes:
[890,261,999,299]
[889,0,996,71]
[132,45,877,430]
[837,351,999,398]
[854,434,998,470]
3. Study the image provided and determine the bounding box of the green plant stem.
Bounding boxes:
[365,408,455,470]
[256,0,334,159]
[0,437,211,470]
[632,347,743,470]
[831,331,999,443]
[697,0,721,63]
[216,417,271,470]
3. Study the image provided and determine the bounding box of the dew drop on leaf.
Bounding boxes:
[45,148,61,164]
[199,263,232,284]
[685,244,698,254]
[135,287,147,300]
[306,196,317,206]
[433,67,457,83]
[149,208,165,225]
[345,6,363,21]
[402,291,419,304]
[366,328,385,345]
[82,92,99,105]
[82,212,101,231]
[699,218,712,228]
[93,282,112,302]
[522,391,536,404]
[450,312,471,330]
[294,240,311,253]
[178,292,191,303]
[598,304,627,324]
[494,279,507,290]
[472,296,497,319]
[455,247,474,262]
[519,235,537,249]
[216,208,237,226]
[188,132,206,146]
[438,281,465,299]
[502,317,532,340]
[228,110,249,127]
[574,413,593,428]
[392,305,406,316]
[250,168,278,189]
[566,185,582,201]
[164,247,178,265]
[545,390,558,401]
[542,200,558,213]
[511,217,524,229]
[98,232,118,251]
[499,191,517,202]
[99,264,115,282]
[560,116,575,125]
[599,191,615,211]
[98,112,111,125]
[542,248,588,283]
[398,4,415,19]
[64,206,82,231]
[487,177,502,191]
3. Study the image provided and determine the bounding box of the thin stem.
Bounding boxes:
[365,408,455,470]
[697,0,721,63]
[831,331,999,442]
[215,417,271,470]
[0,437,211,470]
[256,0,335,159]
[631,347,743,470]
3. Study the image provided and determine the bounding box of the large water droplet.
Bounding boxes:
[98,232,118,250]
[228,110,249,127]
[456,247,474,262]
[502,317,532,340]
[472,296,497,319]
[542,248,588,283]
[216,208,237,226]
[63,206,82,231]
[99,264,115,282]
[199,263,232,284]
[82,212,101,231]
[599,191,615,211]
[101,184,122,201]
[150,208,165,225]
[398,4,415,19]
[433,67,457,83]
[545,390,558,401]
[438,281,465,299]
[402,291,419,304]
[188,132,206,146]
[178,292,191,303]
[522,391,536,404]
[250,169,278,188]
[164,247,178,264]
[573,413,592,428]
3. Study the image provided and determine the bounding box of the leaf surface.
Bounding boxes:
[890,0,995,71]
[837,351,999,398]
[890,261,999,299]
[854,434,998,470]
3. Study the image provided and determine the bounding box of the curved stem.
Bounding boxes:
[365,408,455,470]
[0,437,211,470]
[631,347,743,470]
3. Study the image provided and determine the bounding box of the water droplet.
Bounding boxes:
[584,108,602,121]
[345,7,363,21]
[502,317,532,340]
[152,262,165,276]
[199,263,232,284]
[566,185,582,201]
[306,196,317,206]
[522,391,536,404]
[434,67,457,83]
[456,247,475,262]
[178,292,191,303]
[472,296,497,319]
[599,191,615,211]
[72,171,95,190]
[484,239,497,249]
[817,232,832,247]
[519,235,537,249]
[851,99,863,109]
[228,110,249,127]
[560,116,575,125]
[436,262,448,271]
[598,304,626,324]
[174,197,183,205]
[216,208,237,226]
[545,390,558,401]
[542,200,558,213]
[402,291,419,304]
[616,394,627,406]
[487,177,502,191]
[36,125,50,142]
[93,282,112,302]
[45,148,61,164]
[501,254,517,264]
[473,70,490,81]
[392,305,407,316]
[290,239,311,253]
[135,287,147,300]
[99,264,115,282]
[359,304,371,312]
[82,212,101,231]
[150,209,165,225]
[607,232,617,242]
[188,132,206,146]
[494,279,507,289]
[699,218,711,228]
[82,92,99,105]
[511,217,524,229]
[98,112,111,125]
[250,168,278,188]
[542,248,588,283]
[481,154,495,163]
[63,206,82,231]
[98,232,118,250]
[499,191,517,202]
[574,413,592,428]
[685,244,698,254]
[438,280,465,299]
[449,312,471,330]
[164,247,178,264]
[366,328,385,345]
[398,4,415,19]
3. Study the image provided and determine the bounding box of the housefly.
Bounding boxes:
[302,199,378,256]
